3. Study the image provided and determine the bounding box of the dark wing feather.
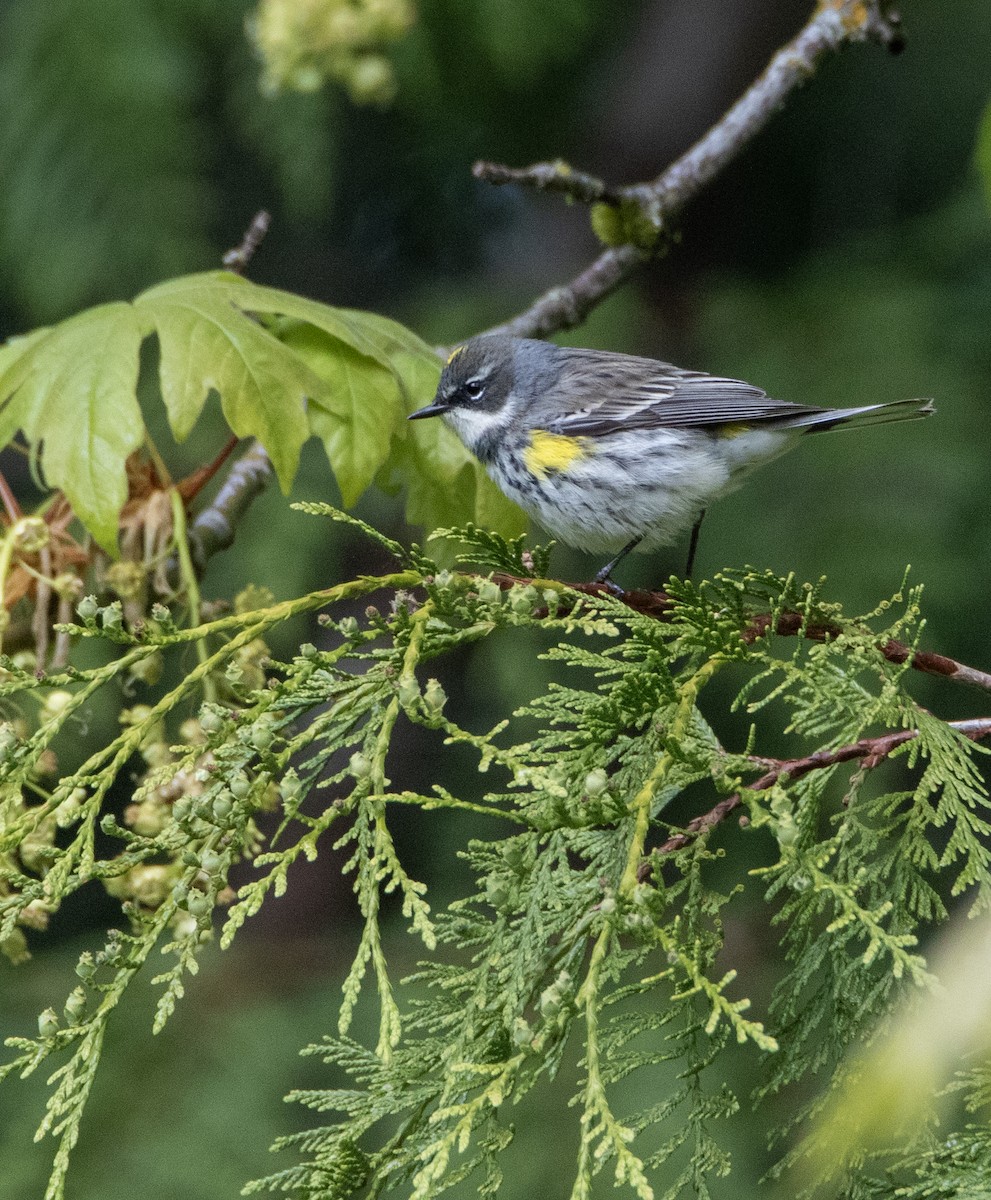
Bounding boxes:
[546,350,824,436]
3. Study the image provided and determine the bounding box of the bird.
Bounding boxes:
[408,334,934,581]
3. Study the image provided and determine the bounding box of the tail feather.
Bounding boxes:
[794,397,935,433]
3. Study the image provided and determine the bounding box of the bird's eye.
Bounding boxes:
[463,379,485,402]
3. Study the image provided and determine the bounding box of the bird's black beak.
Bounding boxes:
[408,401,449,421]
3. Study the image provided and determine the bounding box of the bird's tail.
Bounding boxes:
[792,397,935,433]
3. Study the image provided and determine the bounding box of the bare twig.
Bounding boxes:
[186,440,274,573]
[223,210,272,274]
[473,159,619,205]
[484,1,905,340]
[642,716,991,867]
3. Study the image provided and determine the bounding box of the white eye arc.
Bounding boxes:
[463,379,485,401]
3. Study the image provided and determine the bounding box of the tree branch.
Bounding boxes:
[186,440,274,572]
[483,0,904,340]
[223,210,272,274]
[489,572,991,695]
[643,716,991,867]
[473,159,619,205]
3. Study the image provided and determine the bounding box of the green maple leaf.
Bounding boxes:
[0,271,526,553]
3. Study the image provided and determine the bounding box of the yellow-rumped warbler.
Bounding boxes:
[408,335,933,580]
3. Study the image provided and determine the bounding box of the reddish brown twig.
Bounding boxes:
[741,611,991,693]
[489,573,991,694]
[641,716,991,871]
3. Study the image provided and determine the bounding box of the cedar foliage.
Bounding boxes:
[2,510,989,1199]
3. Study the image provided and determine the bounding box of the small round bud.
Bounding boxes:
[279,770,302,803]
[198,706,227,735]
[212,792,234,822]
[76,594,99,622]
[509,585,539,616]
[248,720,275,752]
[423,678,447,716]
[229,772,252,800]
[100,602,124,630]
[75,953,96,982]
[38,1008,60,1038]
[584,768,609,797]
[512,1016,535,1048]
[64,986,87,1023]
[349,751,372,779]
[477,579,502,606]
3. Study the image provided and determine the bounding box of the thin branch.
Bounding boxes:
[643,716,991,866]
[484,0,904,340]
[223,210,272,274]
[742,611,991,694]
[489,572,991,695]
[473,159,619,205]
[186,440,274,573]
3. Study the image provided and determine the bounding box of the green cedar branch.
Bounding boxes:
[484,0,905,340]
[488,573,991,695]
[644,716,991,865]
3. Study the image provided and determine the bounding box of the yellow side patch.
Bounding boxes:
[717,422,753,439]
[523,430,590,480]
[446,344,466,365]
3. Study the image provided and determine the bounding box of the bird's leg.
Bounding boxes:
[685,510,706,580]
[593,536,642,588]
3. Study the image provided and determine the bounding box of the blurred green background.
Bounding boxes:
[1,0,990,1195]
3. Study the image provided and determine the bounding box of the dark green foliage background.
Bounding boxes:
[1,0,990,1196]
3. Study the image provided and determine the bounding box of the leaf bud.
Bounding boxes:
[212,792,234,822]
[64,986,87,1023]
[186,891,210,918]
[38,1008,60,1038]
[509,585,539,616]
[100,601,124,630]
[229,772,252,800]
[76,594,99,623]
[198,705,227,735]
[423,678,447,716]
[247,719,275,752]
[477,579,502,606]
[75,953,96,982]
[349,751,372,779]
[279,769,302,803]
[583,768,609,797]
